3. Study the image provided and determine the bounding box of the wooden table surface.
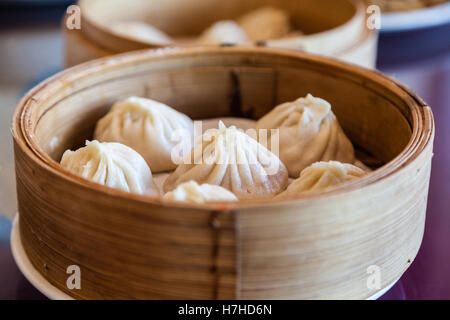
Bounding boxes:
[0,50,449,300]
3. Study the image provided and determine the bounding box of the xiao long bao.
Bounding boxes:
[60,140,159,196]
[60,91,365,202]
[164,121,289,200]
[196,6,292,45]
[94,96,194,173]
[163,181,238,204]
[111,6,294,47]
[196,21,249,45]
[110,21,174,45]
[256,94,355,178]
[237,6,291,42]
[276,161,366,199]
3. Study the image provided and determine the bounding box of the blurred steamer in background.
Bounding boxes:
[64,0,378,68]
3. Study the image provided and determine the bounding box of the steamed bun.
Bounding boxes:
[60,140,158,196]
[94,96,194,173]
[276,161,365,198]
[163,181,238,203]
[164,121,288,199]
[255,94,355,177]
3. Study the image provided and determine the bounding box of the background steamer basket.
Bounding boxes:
[64,0,377,68]
[12,47,433,300]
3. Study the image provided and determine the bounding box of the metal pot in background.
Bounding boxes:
[377,2,450,65]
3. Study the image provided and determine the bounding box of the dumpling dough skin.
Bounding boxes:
[163,181,238,203]
[110,21,173,45]
[237,6,291,41]
[196,20,249,45]
[60,140,158,196]
[277,161,365,198]
[255,94,355,178]
[164,121,288,200]
[94,96,194,173]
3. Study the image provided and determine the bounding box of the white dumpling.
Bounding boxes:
[255,94,355,178]
[164,121,288,199]
[94,96,194,173]
[196,20,249,45]
[276,161,365,198]
[110,21,173,45]
[60,140,158,196]
[163,181,238,203]
[237,6,291,41]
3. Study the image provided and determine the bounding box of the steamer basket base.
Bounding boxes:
[10,215,399,301]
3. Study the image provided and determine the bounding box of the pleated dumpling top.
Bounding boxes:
[196,20,249,45]
[237,6,291,41]
[255,94,355,177]
[277,161,366,198]
[164,121,288,200]
[61,140,158,196]
[94,96,194,173]
[163,181,238,204]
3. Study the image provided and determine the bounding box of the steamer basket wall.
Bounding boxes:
[64,0,377,68]
[12,47,433,299]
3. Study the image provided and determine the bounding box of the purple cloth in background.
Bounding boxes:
[377,52,450,300]
[0,51,449,300]
[0,244,46,300]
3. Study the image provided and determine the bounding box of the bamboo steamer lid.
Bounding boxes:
[12,47,433,299]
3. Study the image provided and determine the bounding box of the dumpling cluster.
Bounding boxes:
[276,161,366,199]
[237,6,291,42]
[107,6,298,47]
[196,21,249,45]
[94,96,194,173]
[61,140,158,196]
[164,121,288,200]
[195,6,292,45]
[256,94,355,178]
[60,91,367,202]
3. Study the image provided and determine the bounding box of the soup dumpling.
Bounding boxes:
[164,121,288,199]
[276,161,365,199]
[94,96,194,173]
[60,140,158,196]
[196,20,249,45]
[163,181,238,203]
[255,94,355,177]
[110,21,173,45]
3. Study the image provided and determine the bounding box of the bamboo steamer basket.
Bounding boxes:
[64,0,377,68]
[12,47,433,300]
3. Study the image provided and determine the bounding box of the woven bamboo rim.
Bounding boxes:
[77,0,361,50]
[12,47,434,299]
